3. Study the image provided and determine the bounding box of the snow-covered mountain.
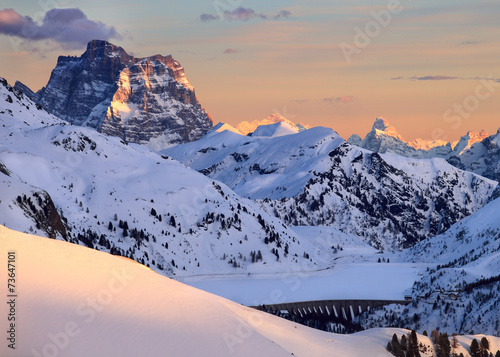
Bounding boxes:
[0,77,332,277]
[250,120,300,137]
[14,40,212,150]
[349,118,500,200]
[9,224,499,357]
[448,129,500,184]
[210,122,243,135]
[165,125,497,250]
[348,118,489,159]
[361,196,500,336]
[236,113,309,136]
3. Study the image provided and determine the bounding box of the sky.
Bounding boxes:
[0,0,499,142]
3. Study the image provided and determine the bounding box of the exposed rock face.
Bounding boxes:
[13,81,36,100]
[448,129,500,183]
[100,58,211,149]
[15,190,68,240]
[261,142,496,250]
[348,117,489,159]
[30,40,212,149]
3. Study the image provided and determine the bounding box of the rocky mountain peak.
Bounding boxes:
[371,117,405,141]
[372,117,390,131]
[23,40,212,150]
[85,39,130,59]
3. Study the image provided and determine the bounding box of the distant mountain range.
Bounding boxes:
[165,122,496,250]
[348,117,500,195]
[348,117,489,158]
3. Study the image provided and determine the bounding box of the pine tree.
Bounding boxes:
[452,334,459,350]
[387,342,393,353]
[437,333,451,357]
[391,334,404,357]
[401,335,408,351]
[480,337,489,352]
[256,250,262,262]
[470,339,480,357]
[409,330,421,357]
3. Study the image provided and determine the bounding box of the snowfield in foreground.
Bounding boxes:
[5,225,496,357]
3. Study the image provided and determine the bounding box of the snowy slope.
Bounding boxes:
[165,126,345,199]
[251,121,300,137]
[165,126,496,249]
[361,197,500,336]
[0,77,331,277]
[3,225,499,357]
[210,122,243,135]
[448,129,500,184]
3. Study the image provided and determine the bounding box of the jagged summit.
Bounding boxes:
[84,39,131,61]
[371,117,389,131]
[349,117,490,160]
[371,117,405,141]
[236,113,309,136]
[15,40,212,150]
[208,122,242,135]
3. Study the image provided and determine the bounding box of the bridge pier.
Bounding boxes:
[253,299,411,322]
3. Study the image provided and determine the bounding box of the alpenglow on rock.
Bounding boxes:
[20,40,213,150]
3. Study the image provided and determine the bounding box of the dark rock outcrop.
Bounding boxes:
[27,40,212,149]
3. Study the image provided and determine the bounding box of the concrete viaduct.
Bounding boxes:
[252,299,411,321]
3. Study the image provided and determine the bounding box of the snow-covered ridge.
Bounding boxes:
[165,125,497,250]
[348,117,490,159]
[3,225,500,356]
[0,77,341,277]
[251,120,300,137]
[236,113,310,136]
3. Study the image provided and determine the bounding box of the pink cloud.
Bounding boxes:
[0,8,120,49]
